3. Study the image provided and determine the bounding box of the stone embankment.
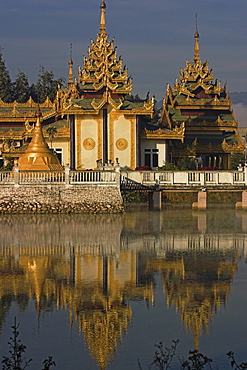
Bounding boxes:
[0,185,124,214]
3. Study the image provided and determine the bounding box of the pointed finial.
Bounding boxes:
[100,0,106,34]
[68,43,73,85]
[70,43,73,60]
[35,106,42,127]
[194,13,200,62]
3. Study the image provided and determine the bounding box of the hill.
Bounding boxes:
[229,92,247,106]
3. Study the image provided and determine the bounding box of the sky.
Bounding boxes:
[0,0,247,122]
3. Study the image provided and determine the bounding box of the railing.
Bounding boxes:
[0,171,13,183]
[121,170,247,188]
[19,171,65,184]
[0,169,246,188]
[0,169,118,186]
[70,170,116,184]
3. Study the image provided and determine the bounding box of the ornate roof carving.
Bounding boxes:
[55,0,154,118]
[171,137,244,155]
[142,123,185,141]
[160,26,239,137]
[78,1,132,96]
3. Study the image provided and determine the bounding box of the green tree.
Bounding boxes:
[13,70,30,103]
[0,48,13,102]
[230,153,245,170]
[178,157,197,170]
[46,126,57,149]
[31,66,65,103]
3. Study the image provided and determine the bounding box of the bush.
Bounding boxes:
[138,340,247,369]
[158,163,179,171]
[2,318,56,370]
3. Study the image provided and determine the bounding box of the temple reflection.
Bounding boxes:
[0,210,246,368]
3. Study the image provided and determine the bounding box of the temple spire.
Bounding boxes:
[100,0,106,34]
[68,43,73,85]
[18,108,63,171]
[194,14,200,62]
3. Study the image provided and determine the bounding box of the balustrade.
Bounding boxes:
[0,168,246,188]
[0,171,13,183]
[19,171,65,184]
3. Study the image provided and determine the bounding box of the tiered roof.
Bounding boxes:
[160,26,243,153]
[56,0,154,116]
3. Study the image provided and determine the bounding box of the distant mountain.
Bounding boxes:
[229,92,247,106]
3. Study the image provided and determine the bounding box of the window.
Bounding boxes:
[144,149,159,168]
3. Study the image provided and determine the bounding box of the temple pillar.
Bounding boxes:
[192,190,207,210]
[236,190,247,209]
[13,163,19,187]
[148,191,162,211]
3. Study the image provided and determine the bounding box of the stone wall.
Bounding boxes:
[0,185,124,213]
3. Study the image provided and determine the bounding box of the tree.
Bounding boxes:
[13,70,30,103]
[31,66,65,103]
[46,126,57,149]
[0,48,13,102]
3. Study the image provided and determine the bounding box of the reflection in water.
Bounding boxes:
[0,210,246,369]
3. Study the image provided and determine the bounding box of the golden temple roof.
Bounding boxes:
[18,109,63,171]
[55,0,154,117]
[78,0,132,95]
[159,25,244,157]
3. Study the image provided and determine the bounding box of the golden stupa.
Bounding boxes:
[18,109,63,171]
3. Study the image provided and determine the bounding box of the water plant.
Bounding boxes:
[1,318,56,370]
[138,341,247,369]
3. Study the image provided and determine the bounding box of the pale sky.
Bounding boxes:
[0,0,246,103]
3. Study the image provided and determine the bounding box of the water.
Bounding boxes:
[0,207,247,369]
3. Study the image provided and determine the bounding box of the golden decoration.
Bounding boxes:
[18,111,63,171]
[130,117,136,169]
[77,116,82,169]
[83,138,96,150]
[116,138,128,151]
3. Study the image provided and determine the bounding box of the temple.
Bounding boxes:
[0,2,244,170]
[160,23,244,169]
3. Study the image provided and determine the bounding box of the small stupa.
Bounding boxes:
[18,108,63,171]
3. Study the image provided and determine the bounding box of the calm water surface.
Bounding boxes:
[0,207,247,369]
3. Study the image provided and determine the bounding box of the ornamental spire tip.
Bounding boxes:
[100,0,106,34]
[194,13,200,62]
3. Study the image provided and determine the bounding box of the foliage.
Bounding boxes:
[0,49,65,103]
[0,48,13,103]
[226,351,247,369]
[41,357,56,370]
[138,340,179,370]
[31,66,65,103]
[13,70,30,103]
[177,157,197,170]
[139,341,247,369]
[180,349,213,369]
[46,126,57,148]
[0,156,14,171]
[122,190,148,204]
[158,158,198,171]
[230,153,245,170]
[1,319,56,370]
[158,163,179,170]
[2,318,32,370]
